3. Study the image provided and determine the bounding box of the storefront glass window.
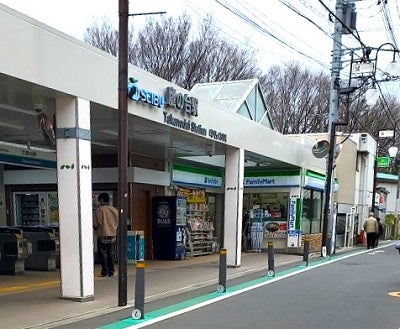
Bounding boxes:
[301,189,323,234]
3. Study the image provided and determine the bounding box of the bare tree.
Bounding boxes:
[84,14,261,90]
[84,18,119,56]
[260,63,330,134]
[84,15,400,144]
[129,15,192,84]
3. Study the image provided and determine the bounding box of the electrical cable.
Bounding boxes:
[214,0,329,69]
[380,1,398,48]
[182,0,290,68]
[233,0,330,63]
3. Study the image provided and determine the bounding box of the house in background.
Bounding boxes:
[290,132,377,248]
[376,172,398,216]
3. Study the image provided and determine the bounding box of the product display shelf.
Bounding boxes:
[20,202,40,225]
[186,229,214,257]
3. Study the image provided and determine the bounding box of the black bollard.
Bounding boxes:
[218,248,227,293]
[326,234,332,258]
[267,241,275,276]
[303,239,310,266]
[132,260,145,320]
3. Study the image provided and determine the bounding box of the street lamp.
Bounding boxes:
[388,146,398,158]
[322,41,400,257]
[364,43,400,106]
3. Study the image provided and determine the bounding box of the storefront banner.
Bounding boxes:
[177,186,206,203]
[304,174,325,191]
[0,143,56,169]
[172,169,222,187]
[244,175,300,187]
[304,170,338,191]
[287,197,301,248]
[264,220,287,239]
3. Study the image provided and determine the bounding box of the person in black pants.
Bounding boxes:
[93,193,119,277]
[375,218,383,248]
[363,212,378,249]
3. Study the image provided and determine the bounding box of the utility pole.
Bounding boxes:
[321,0,345,256]
[117,2,166,307]
[118,0,129,307]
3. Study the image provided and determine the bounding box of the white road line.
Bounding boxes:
[123,245,392,329]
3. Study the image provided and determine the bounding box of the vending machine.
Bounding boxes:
[13,192,59,226]
[152,196,187,260]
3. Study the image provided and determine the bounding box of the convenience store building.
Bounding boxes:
[0,4,326,301]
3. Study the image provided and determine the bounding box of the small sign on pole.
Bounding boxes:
[352,62,374,76]
[376,156,390,168]
[379,130,394,138]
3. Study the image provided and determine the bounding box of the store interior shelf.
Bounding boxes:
[186,229,214,256]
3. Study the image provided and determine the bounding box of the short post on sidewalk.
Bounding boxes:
[267,241,275,277]
[326,234,332,258]
[132,260,145,320]
[217,248,227,293]
[303,239,310,266]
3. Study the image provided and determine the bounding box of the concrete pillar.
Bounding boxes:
[56,96,94,301]
[223,148,244,267]
[0,164,6,225]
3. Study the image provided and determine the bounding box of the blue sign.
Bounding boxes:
[128,78,164,108]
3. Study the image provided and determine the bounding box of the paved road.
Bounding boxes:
[88,244,400,329]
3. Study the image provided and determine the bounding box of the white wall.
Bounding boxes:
[0,4,325,175]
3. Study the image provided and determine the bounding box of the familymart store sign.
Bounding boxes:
[244,170,301,187]
[172,164,222,188]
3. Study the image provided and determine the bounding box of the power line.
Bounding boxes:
[380,1,398,48]
[213,0,329,69]
[182,0,290,68]
[233,0,330,63]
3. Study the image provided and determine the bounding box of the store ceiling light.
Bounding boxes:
[92,141,115,147]
[0,121,25,130]
[0,104,38,116]
[101,129,119,136]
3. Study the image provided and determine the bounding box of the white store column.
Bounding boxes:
[56,96,94,301]
[224,148,244,267]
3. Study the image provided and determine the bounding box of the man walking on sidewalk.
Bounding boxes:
[363,212,378,249]
[93,192,119,277]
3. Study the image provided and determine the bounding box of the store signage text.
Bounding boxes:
[288,198,297,231]
[173,169,222,187]
[127,79,164,108]
[127,79,227,142]
[287,197,300,248]
[0,144,56,169]
[165,87,198,116]
[163,112,227,142]
[244,175,300,187]
[156,203,172,226]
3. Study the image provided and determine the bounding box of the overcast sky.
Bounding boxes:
[0,0,399,95]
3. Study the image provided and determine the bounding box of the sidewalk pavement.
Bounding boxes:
[0,249,339,329]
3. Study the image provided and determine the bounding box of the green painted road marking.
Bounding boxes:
[99,246,389,329]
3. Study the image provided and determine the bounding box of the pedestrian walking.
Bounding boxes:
[375,218,384,248]
[363,212,378,249]
[93,192,119,277]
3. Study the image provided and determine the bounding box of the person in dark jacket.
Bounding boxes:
[375,218,384,247]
